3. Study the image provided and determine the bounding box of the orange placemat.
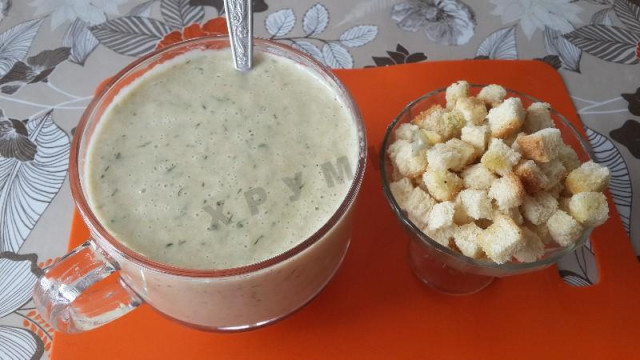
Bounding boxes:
[51,60,638,360]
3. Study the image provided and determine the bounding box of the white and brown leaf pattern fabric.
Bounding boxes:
[0,2,639,358]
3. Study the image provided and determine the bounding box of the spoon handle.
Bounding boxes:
[224,0,253,71]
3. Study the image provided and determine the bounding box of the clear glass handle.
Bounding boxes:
[33,239,143,333]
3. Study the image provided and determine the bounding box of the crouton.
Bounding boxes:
[557,144,581,172]
[387,139,428,178]
[568,192,609,227]
[423,169,464,202]
[539,160,567,189]
[395,123,419,141]
[461,163,497,190]
[447,138,477,168]
[453,200,474,225]
[419,129,444,145]
[547,182,565,198]
[521,192,558,225]
[488,173,526,210]
[565,161,611,194]
[441,111,465,140]
[422,225,457,247]
[517,128,562,163]
[427,201,456,231]
[523,102,555,133]
[547,210,584,246]
[558,196,571,212]
[455,96,488,125]
[416,108,465,141]
[494,206,524,225]
[514,160,549,193]
[524,222,553,245]
[486,97,525,138]
[458,189,492,220]
[514,227,545,262]
[404,187,437,227]
[414,104,446,128]
[454,223,485,258]
[389,177,415,209]
[445,80,470,109]
[478,215,525,264]
[509,132,526,152]
[477,84,507,108]
[427,143,457,171]
[481,138,522,176]
[460,125,489,155]
[426,139,476,171]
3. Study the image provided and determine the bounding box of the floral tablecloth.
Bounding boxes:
[0,0,638,358]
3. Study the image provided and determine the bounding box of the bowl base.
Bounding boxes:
[408,240,495,296]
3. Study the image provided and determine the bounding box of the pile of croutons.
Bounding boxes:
[387,81,610,264]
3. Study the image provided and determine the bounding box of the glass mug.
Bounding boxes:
[33,36,367,333]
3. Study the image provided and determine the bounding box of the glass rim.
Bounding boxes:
[380,84,594,272]
[69,36,367,278]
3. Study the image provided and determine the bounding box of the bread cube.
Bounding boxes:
[453,200,474,225]
[509,132,526,152]
[427,143,457,171]
[558,196,571,212]
[447,138,477,167]
[481,138,522,176]
[486,97,525,138]
[547,182,565,199]
[395,123,419,141]
[514,227,545,263]
[423,169,464,202]
[557,144,581,172]
[389,177,415,209]
[524,222,553,245]
[565,161,611,194]
[514,160,549,193]
[477,84,507,108]
[461,163,497,190]
[458,189,492,220]
[454,223,485,258]
[523,102,555,134]
[461,125,489,155]
[568,192,609,227]
[488,173,526,210]
[455,96,488,125]
[387,139,428,178]
[426,139,475,171]
[494,205,524,225]
[422,225,457,247]
[445,80,470,109]
[521,192,558,225]
[416,109,465,141]
[414,104,446,128]
[441,111,466,140]
[419,129,444,145]
[539,160,567,189]
[517,128,562,163]
[404,187,437,227]
[478,215,525,264]
[427,201,456,231]
[547,210,584,246]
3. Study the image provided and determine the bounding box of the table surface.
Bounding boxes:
[0,1,638,358]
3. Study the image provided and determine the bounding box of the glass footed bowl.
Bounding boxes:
[380,85,595,295]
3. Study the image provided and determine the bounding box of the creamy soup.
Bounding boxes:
[85,49,358,270]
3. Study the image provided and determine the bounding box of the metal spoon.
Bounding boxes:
[224,0,253,71]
